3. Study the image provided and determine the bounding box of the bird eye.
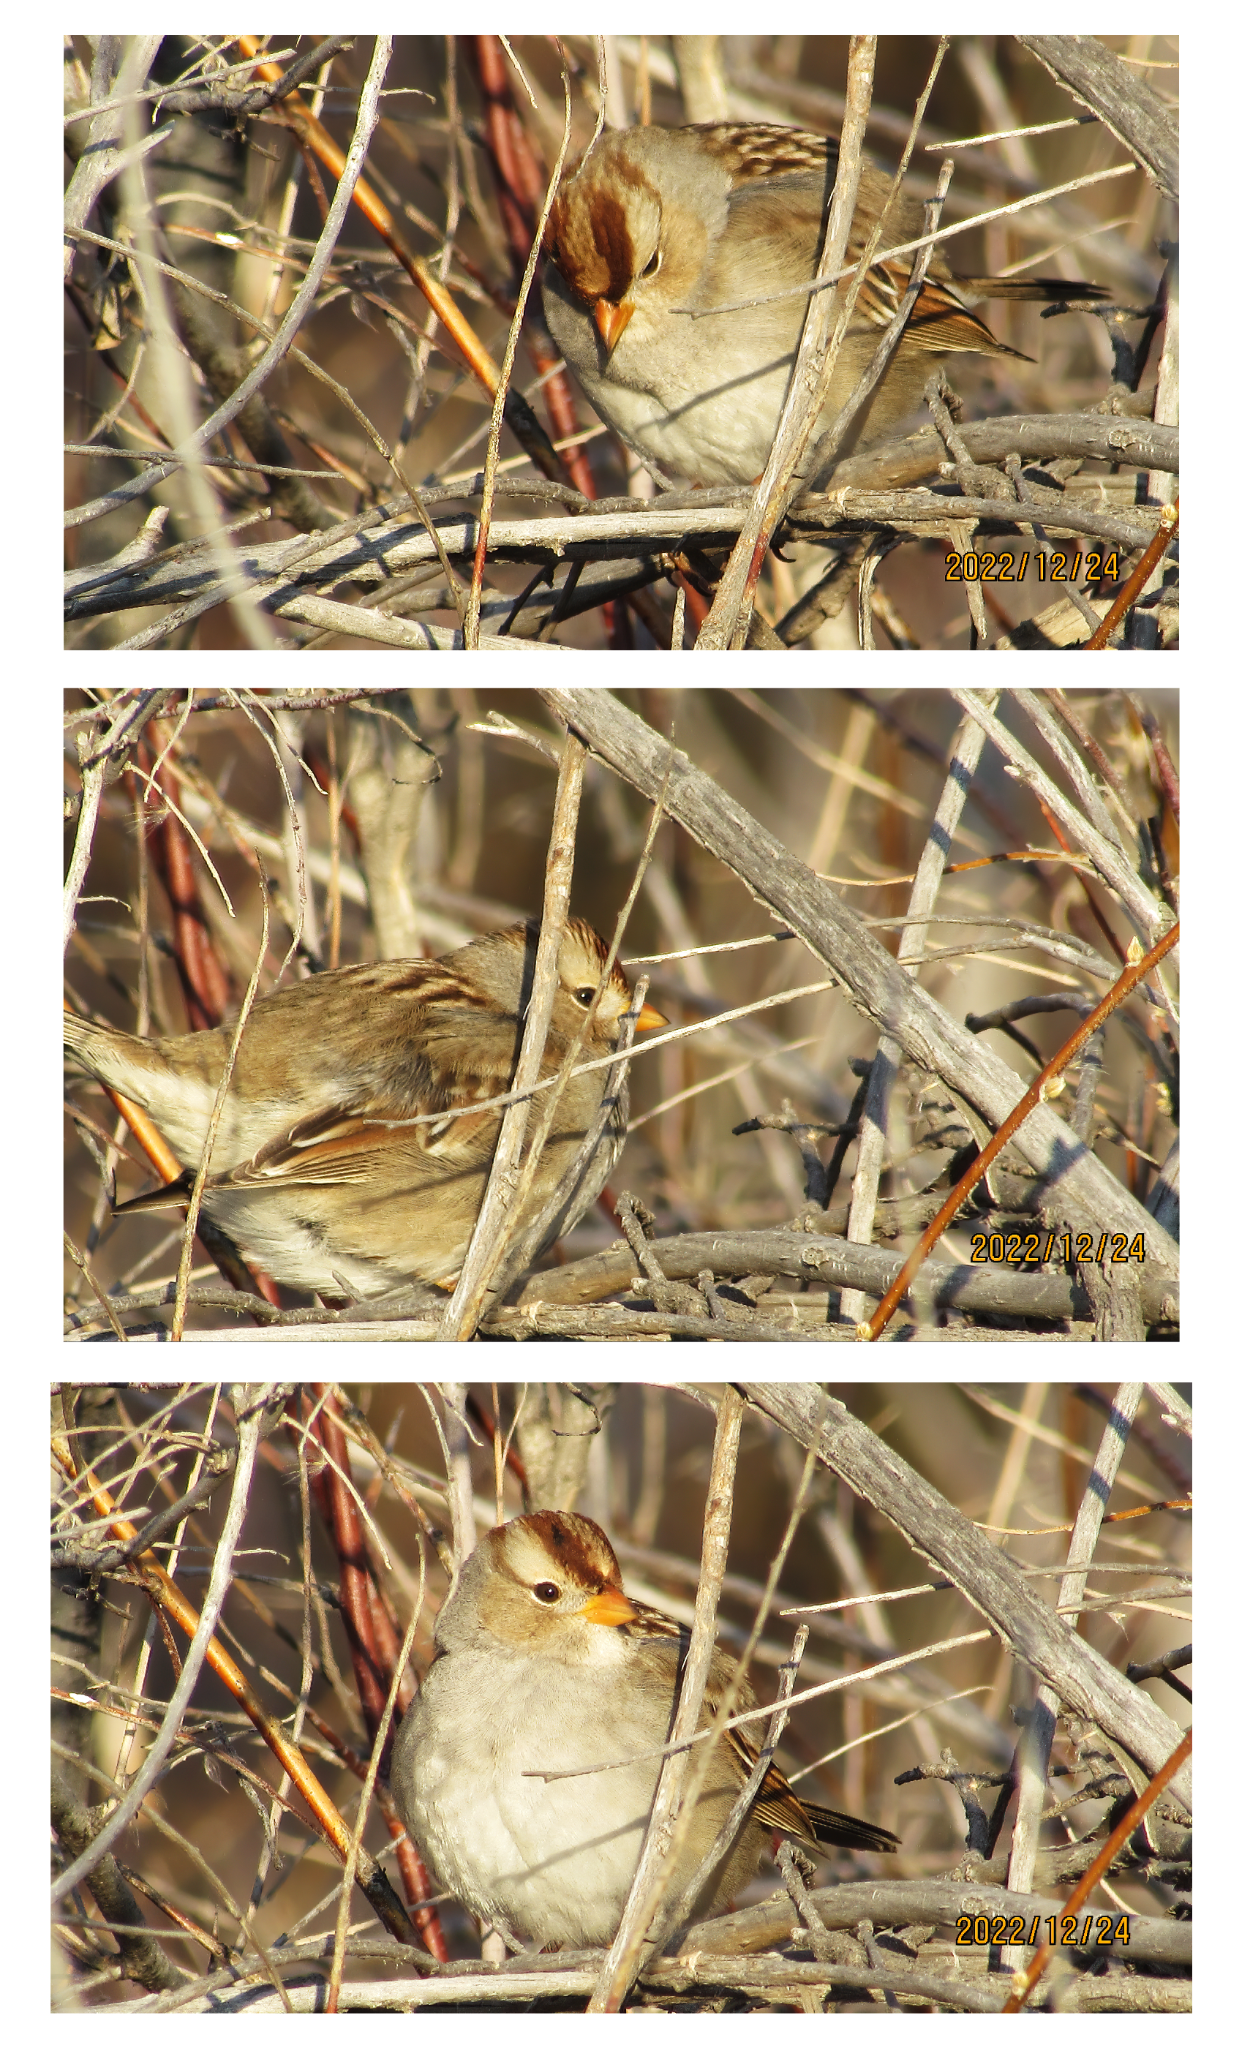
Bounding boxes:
[572,986,596,1007]
[533,1581,561,1603]
[640,249,661,281]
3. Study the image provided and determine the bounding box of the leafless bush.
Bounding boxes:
[64,35,1177,649]
[63,685,1179,1340]
[50,1381,1191,2012]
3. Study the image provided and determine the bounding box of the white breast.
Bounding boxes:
[397,1646,669,1948]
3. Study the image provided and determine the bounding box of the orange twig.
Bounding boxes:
[235,36,563,481]
[470,34,599,503]
[50,1433,422,1952]
[1002,1726,1191,2010]
[64,999,280,1307]
[1084,500,1178,649]
[860,919,1179,1340]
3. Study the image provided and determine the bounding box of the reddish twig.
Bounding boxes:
[311,1389,396,1738]
[471,35,599,503]
[1084,500,1178,649]
[1031,796,1126,967]
[50,1432,421,1951]
[861,919,1179,1340]
[135,724,233,1030]
[1003,1725,1191,2010]
[304,1390,449,1958]
[1136,701,1180,822]
[234,35,564,483]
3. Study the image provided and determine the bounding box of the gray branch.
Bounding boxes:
[741,1386,1190,1806]
[63,413,1178,629]
[1017,37,1178,200]
[539,690,1178,1288]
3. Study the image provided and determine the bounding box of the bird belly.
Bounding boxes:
[201,1158,476,1299]
[397,1657,660,1948]
[590,333,796,485]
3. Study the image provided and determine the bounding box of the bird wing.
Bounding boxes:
[206,1087,501,1192]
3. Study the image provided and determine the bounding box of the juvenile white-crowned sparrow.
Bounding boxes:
[543,121,1110,485]
[64,919,664,1301]
[390,1510,899,1950]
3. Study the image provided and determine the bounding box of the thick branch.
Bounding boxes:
[741,1385,1190,1805]
[539,690,1178,1284]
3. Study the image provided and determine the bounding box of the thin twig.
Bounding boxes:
[437,736,584,1339]
[588,1389,744,2011]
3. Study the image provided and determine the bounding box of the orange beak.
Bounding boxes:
[593,296,634,354]
[635,999,667,1033]
[581,1586,639,1627]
